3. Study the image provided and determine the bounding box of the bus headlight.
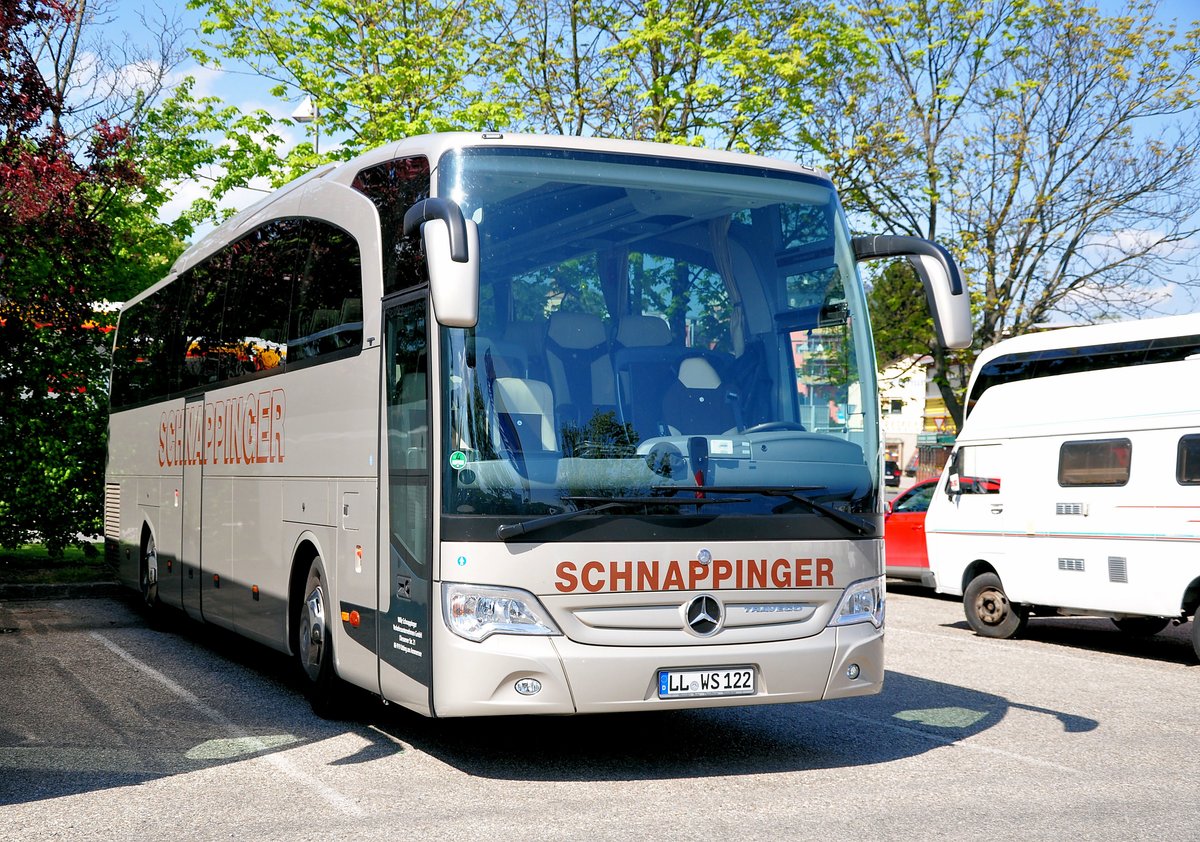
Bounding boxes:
[443,583,562,642]
[829,576,885,629]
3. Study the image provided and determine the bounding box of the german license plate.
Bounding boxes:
[657,666,755,699]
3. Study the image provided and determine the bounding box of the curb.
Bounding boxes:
[0,582,124,601]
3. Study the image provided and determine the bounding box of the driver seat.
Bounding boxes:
[660,356,739,435]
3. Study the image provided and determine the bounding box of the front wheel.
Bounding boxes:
[1112,616,1170,636]
[296,556,342,718]
[963,572,1028,639]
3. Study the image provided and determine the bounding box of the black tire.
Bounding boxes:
[1112,616,1170,636]
[137,532,166,629]
[140,533,159,609]
[1191,616,1200,664]
[963,572,1028,639]
[295,556,343,718]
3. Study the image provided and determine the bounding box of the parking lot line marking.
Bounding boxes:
[90,632,364,816]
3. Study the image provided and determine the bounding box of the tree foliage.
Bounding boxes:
[812,0,1200,426]
[0,0,183,555]
[188,0,522,175]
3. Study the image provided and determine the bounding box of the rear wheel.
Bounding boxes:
[296,556,342,718]
[140,533,159,610]
[963,572,1028,639]
[1112,616,1170,636]
[1192,616,1200,663]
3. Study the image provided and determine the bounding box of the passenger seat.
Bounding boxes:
[544,311,615,426]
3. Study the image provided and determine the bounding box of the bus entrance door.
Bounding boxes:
[378,295,433,712]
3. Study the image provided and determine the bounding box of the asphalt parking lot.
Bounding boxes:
[1,586,1196,841]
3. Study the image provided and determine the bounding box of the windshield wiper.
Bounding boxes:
[647,485,876,536]
[495,487,873,541]
[495,496,746,542]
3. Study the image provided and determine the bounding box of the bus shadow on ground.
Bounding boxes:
[0,596,353,807]
[368,670,1098,782]
[0,595,1105,802]
[938,615,1197,666]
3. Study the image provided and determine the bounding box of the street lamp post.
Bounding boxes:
[291,95,319,155]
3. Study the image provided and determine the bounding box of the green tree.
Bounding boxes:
[0,0,218,556]
[189,0,521,175]
[498,0,866,151]
[801,0,1200,427]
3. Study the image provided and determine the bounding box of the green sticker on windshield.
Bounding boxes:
[449,451,468,470]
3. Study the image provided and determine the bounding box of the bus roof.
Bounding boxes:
[170,132,831,278]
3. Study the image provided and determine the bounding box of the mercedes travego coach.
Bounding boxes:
[925,314,1200,661]
[105,133,971,716]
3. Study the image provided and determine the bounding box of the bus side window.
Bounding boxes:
[223,219,305,378]
[351,156,431,296]
[288,221,363,364]
[948,445,1003,494]
[110,294,174,408]
[177,259,228,392]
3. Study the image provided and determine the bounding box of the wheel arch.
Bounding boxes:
[1181,576,1200,618]
[961,559,998,594]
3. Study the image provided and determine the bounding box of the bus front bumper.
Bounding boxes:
[429,621,883,717]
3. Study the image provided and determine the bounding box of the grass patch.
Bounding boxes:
[0,543,117,585]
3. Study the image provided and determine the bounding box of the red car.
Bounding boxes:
[884,478,938,586]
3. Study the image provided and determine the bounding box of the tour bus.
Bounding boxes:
[925,314,1200,661]
[105,132,970,717]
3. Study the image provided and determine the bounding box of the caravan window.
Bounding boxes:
[1178,435,1200,485]
[1058,439,1131,487]
[948,445,1003,494]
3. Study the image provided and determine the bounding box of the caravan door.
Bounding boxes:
[927,443,1009,595]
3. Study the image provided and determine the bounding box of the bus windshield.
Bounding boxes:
[432,146,878,520]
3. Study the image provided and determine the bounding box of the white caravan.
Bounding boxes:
[925,315,1200,660]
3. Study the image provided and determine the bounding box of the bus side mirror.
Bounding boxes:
[404,198,479,328]
[852,235,972,349]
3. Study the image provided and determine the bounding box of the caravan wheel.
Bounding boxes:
[1192,617,1200,663]
[964,572,1028,639]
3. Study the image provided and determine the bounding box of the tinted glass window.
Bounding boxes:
[1178,435,1200,485]
[111,216,363,406]
[288,220,363,364]
[223,219,307,377]
[1059,439,1131,487]
[177,259,228,391]
[110,291,176,409]
[352,156,430,294]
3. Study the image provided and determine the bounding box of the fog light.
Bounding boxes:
[846,663,861,680]
[514,678,542,696]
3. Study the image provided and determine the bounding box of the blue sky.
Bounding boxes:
[106,0,1200,317]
